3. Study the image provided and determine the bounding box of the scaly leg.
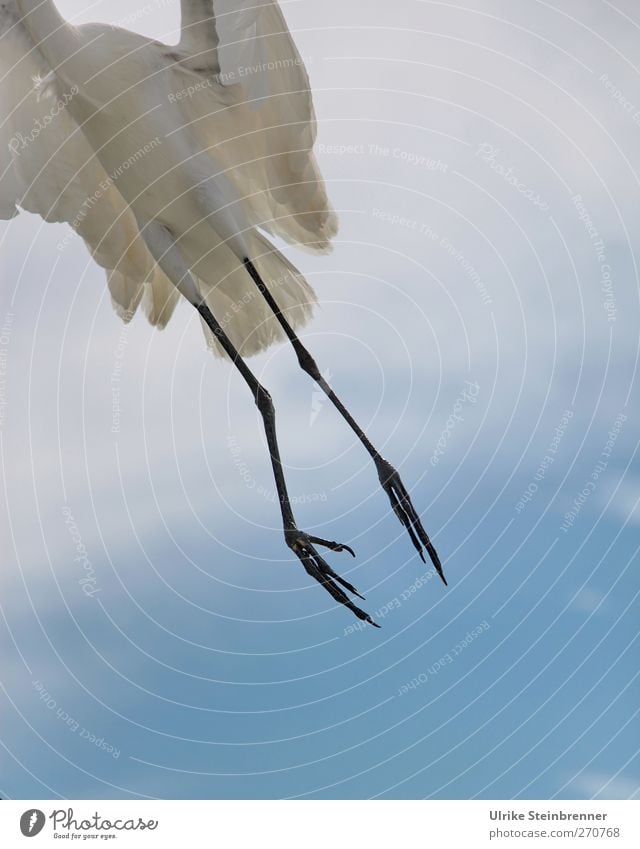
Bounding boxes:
[243,257,446,586]
[137,220,379,626]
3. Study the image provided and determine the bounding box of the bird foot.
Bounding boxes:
[377,459,447,585]
[285,530,380,627]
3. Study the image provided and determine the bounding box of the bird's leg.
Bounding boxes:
[196,310,379,627]
[136,221,378,626]
[243,257,446,586]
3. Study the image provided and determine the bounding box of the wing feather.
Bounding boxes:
[176,0,337,251]
[1,5,324,356]
[0,15,179,328]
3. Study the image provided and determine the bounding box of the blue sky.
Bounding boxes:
[1,0,639,799]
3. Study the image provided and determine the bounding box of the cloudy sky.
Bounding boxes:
[1,0,638,799]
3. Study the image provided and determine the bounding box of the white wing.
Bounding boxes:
[0,12,179,327]
[1,5,324,356]
[175,0,337,251]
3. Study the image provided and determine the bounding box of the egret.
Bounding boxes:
[1,0,446,626]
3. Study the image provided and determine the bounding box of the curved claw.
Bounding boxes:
[378,461,447,586]
[307,535,356,559]
[286,531,378,627]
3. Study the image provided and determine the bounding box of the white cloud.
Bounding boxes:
[571,587,609,616]
[570,770,640,800]
[603,478,640,526]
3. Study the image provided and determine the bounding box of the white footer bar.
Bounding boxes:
[0,800,637,847]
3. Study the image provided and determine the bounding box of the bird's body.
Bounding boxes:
[1,0,446,625]
[2,0,334,352]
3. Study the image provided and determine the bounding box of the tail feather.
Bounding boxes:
[198,232,316,358]
[107,269,144,322]
[108,265,180,329]
[107,227,316,358]
[141,268,181,329]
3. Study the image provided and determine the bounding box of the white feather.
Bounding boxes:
[1,0,335,356]
[176,0,338,250]
[0,8,179,328]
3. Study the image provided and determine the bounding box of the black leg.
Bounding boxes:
[197,302,380,627]
[243,257,447,586]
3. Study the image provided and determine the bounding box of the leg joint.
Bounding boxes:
[255,385,274,417]
[296,347,322,382]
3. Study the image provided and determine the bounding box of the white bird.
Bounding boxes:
[1,0,446,626]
